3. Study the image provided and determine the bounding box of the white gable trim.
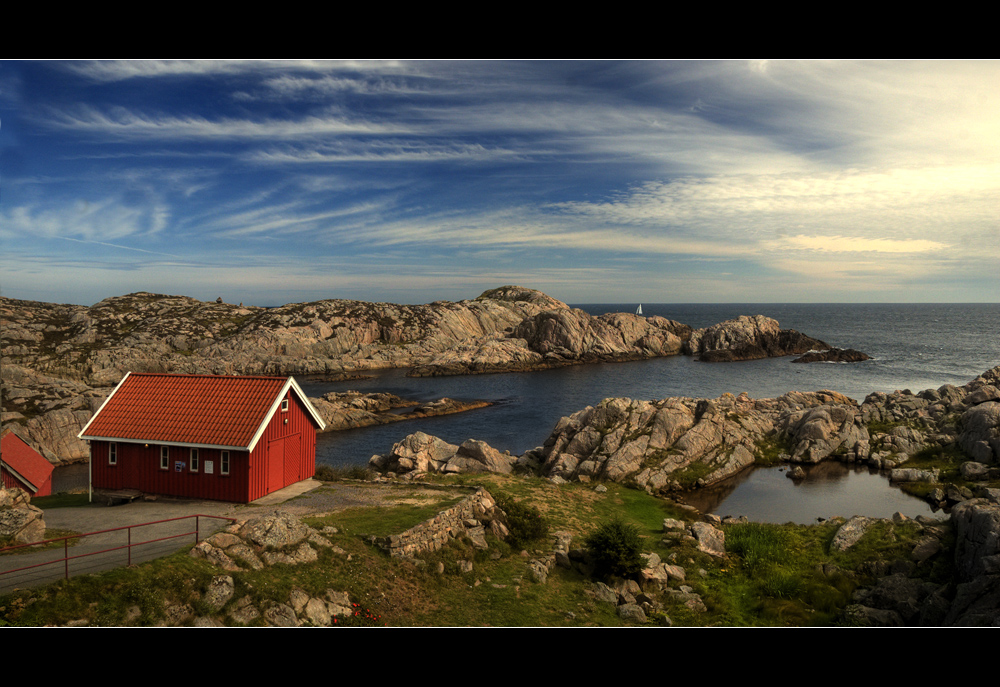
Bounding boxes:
[246,376,326,453]
[77,371,132,439]
[1,464,39,493]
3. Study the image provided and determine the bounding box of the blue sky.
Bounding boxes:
[1,60,998,306]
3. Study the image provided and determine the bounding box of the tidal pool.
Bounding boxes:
[680,462,941,525]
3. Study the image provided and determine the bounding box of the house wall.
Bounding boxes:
[246,390,317,502]
[2,468,52,497]
[90,442,251,502]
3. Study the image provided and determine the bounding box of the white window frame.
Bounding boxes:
[190,447,200,473]
[109,442,117,465]
[220,450,230,475]
[281,398,289,412]
[160,446,169,470]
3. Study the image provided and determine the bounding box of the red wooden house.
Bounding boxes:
[1,430,55,497]
[78,373,326,503]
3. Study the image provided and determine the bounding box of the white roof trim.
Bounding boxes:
[245,376,326,453]
[77,371,132,439]
[290,376,327,429]
[1,464,39,493]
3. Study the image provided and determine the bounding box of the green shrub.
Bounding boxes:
[585,518,643,580]
[494,492,549,550]
[726,523,791,575]
[314,464,374,481]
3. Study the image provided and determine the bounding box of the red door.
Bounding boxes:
[283,433,301,484]
[267,437,284,493]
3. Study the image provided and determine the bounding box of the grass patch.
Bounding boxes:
[0,529,81,555]
[696,518,939,626]
[754,433,793,466]
[0,551,214,627]
[906,444,966,475]
[672,461,716,488]
[30,493,93,510]
[303,497,464,540]
[866,418,920,436]
[895,444,988,499]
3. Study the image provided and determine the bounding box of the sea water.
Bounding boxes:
[301,303,1000,522]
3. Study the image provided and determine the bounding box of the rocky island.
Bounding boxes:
[0,286,855,465]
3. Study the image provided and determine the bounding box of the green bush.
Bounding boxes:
[494,492,549,550]
[585,518,643,580]
[314,464,374,481]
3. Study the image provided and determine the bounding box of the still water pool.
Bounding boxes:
[680,462,940,525]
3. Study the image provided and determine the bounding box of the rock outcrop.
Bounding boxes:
[308,391,490,431]
[840,499,1000,626]
[533,389,861,490]
[685,315,829,362]
[793,348,872,364]
[368,366,1000,502]
[410,309,690,376]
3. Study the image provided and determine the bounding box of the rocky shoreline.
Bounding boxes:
[310,392,491,431]
[1,285,863,466]
[365,365,1000,626]
[370,365,1000,511]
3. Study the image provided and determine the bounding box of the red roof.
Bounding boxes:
[78,373,324,450]
[1,431,54,493]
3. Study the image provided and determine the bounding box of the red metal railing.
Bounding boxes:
[0,514,236,590]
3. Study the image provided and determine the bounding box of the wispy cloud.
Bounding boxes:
[1,199,169,242]
[770,235,948,253]
[247,141,525,164]
[62,60,407,83]
[41,106,403,141]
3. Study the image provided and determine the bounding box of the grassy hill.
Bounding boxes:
[0,474,951,627]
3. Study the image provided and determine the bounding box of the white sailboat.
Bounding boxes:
[635,304,643,316]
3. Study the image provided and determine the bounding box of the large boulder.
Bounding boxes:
[959,402,1000,464]
[370,432,460,474]
[446,439,516,474]
[369,433,514,477]
[0,486,46,545]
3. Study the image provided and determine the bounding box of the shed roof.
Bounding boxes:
[78,373,325,451]
[1,430,54,493]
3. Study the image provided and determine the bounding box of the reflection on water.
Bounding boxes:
[681,462,940,525]
[52,462,90,493]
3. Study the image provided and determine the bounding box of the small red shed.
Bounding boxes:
[78,373,326,503]
[1,430,55,497]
